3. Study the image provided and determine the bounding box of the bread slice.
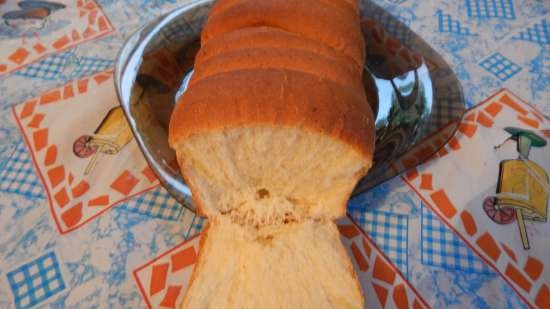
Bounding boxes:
[180,217,364,309]
[201,0,364,67]
[188,47,365,96]
[170,70,372,308]
[195,26,360,73]
[170,69,373,217]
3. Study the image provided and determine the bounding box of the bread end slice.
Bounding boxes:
[169,69,374,218]
[180,217,364,309]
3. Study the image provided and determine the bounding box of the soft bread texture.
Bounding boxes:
[189,48,365,96]
[169,0,372,308]
[201,0,365,67]
[180,217,363,309]
[195,27,360,72]
[174,125,369,219]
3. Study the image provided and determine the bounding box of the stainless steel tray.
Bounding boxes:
[115,0,466,211]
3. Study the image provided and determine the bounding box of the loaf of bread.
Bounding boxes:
[168,0,374,308]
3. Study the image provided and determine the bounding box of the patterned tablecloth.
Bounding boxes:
[0,0,549,308]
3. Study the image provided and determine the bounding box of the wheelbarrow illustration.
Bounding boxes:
[73,106,133,175]
[483,127,548,250]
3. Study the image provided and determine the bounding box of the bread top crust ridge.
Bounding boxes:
[209,0,359,20]
[201,0,365,68]
[195,26,361,73]
[189,47,365,97]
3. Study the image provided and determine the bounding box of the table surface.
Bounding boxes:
[0,0,549,309]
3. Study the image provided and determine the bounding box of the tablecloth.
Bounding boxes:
[0,0,549,308]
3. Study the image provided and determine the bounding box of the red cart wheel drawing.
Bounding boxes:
[73,135,98,158]
[483,196,515,224]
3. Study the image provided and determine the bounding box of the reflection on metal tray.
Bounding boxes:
[115,0,466,212]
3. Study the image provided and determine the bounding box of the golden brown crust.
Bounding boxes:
[209,0,359,20]
[201,0,365,68]
[195,26,360,73]
[189,47,365,98]
[169,69,374,161]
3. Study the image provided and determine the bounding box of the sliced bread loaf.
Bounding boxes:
[168,1,373,307]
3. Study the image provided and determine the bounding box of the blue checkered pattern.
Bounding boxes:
[13,52,113,81]
[0,142,45,199]
[65,57,114,80]
[466,0,515,20]
[15,52,71,80]
[6,251,66,309]
[430,83,469,132]
[350,210,408,276]
[121,187,183,221]
[421,205,491,274]
[380,17,412,46]
[479,52,522,81]
[513,19,549,45]
[162,18,195,42]
[436,10,476,36]
[186,215,206,239]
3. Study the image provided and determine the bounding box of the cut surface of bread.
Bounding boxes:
[180,217,364,309]
[174,125,369,219]
[201,0,364,67]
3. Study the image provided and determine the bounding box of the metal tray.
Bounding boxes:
[115,0,466,211]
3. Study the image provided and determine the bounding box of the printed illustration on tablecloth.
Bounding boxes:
[0,0,114,75]
[11,70,162,234]
[13,48,114,81]
[133,235,200,309]
[338,216,429,309]
[72,106,132,175]
[133,217,429,309]
[483,127,548,250]
[4,251,67,309]
[2,1,66,31]
[404,89,550,309]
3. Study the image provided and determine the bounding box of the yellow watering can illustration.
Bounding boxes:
[73,106,133,175]
[483,127,548,250]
